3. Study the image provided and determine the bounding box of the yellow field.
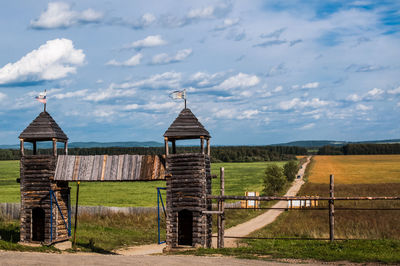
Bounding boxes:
[309,155,400,184]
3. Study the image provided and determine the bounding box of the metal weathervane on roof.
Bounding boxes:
[35,89,47,112]
[170,89,187,108]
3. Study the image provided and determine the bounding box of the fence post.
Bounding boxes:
[329,174,335,242]
[219,167,225,248]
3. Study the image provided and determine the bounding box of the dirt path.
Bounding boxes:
[0,250,326,266]
[213,156,311,247]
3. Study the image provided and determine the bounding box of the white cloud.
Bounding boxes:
[388,86,400,95]
[106,53,143,67]
[278,98,329,110]
[301,82,319,89]
[366,88,384,99]
[214,18,239,30]
[299,123,315,130]
[214,108,236,119]
[346,94,362,102]
[151,49,192,65]
[273,86,283,92]
[141,13,156,26]
[356,103,372,111]
[187,6,215,19]
[0,92,6,101]
[84,85,136,102]
[218,73,260,90]
[0,38,85,85]
[119,71,182,90]
[53,89,88,99]
[30,2,103,29]
[238,109,259,119]
[128,35,167,49]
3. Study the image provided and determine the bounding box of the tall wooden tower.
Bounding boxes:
[19,111,71,244]
[164,108,212,249]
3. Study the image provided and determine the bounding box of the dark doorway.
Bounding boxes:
[178,209,193,246]
[32,207,45,242]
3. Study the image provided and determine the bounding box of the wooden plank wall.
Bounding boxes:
[165,153,212,249]
[54,155,165,181]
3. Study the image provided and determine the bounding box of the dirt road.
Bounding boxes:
[0,250,326,266]
[213,156,311,247]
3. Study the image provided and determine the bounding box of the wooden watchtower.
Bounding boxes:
[164,108,212,249]
[19,111,71,244]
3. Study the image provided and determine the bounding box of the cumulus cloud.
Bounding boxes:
[218,73,260,90]
[30,2,103,29]
[127,35,167,50]
[238,109,259,120]
[106,53,143,67]
[278,98,329,110]
[0,38,85,86]
[387,86,400,95]
[366,88,384,99]
[187,2,231,20]
[151,49,192,65]
[346,93,362,102]
[301,82,319,89]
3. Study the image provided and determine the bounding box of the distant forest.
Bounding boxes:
[318,143,400,155]
[0,146,307,162]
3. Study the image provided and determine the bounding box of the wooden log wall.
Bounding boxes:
[165,153,212,249]
[20,155,70,244]
[54,155,165,181]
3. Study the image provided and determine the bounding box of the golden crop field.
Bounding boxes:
[309,155,400,184]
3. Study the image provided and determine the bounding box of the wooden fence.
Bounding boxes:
[208,170,400,248]
[0,201,241,220]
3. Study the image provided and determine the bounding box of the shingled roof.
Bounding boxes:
[19,111,68,142]
[164,108,210,140]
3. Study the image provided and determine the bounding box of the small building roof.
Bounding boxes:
[19,111,68,142]
[164,108,210,140]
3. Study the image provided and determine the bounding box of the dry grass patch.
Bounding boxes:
[309,155,400,184]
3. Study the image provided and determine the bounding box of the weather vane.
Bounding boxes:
[35,89,47,112]
[170,89,187,108]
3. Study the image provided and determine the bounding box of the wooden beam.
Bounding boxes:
[200,137,204,154]
[64,141,68,155]
[20,139,24,157]
[172,140,176,154]
[164,137,169,156]
[73,181,80,249]
[52,138,57,156]
[206,139,210,156]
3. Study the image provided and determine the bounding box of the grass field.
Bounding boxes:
[0,160,285,206]
[308,155,400,184]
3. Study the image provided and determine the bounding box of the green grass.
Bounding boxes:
[178,239,400,264]
[0,160,286,206]
[0,161,20,203]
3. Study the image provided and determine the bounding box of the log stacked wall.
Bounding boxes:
[166,153,212,249]
[20,155,70,244]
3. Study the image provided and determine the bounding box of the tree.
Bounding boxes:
[283,160,298,182]
[262,164,286,196]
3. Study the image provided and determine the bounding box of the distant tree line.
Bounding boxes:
[0,145,307,162]
[318,143,400,155]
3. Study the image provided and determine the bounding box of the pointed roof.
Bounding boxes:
[19,111,68,142]
[164,108,210,140]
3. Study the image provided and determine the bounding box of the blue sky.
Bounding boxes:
[0,0,399,145]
